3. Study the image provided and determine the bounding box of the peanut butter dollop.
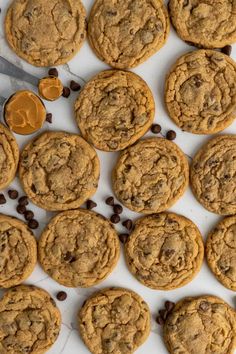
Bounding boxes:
[38,76,63,101]
[4,90,46,135]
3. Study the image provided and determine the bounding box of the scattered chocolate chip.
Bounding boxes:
[199,301,210,311]
[28,219,39,229]
[151,124,161,134]
[62,87,71,98]
[56,291,67,301]
[17,205,26,214]
[221,45,232,56]
[70,80,81,91]
[8,190,18,199]
[113,204,123,214]
[86,200,97,210]
[122,219,133,231]
[0,194,6,204]
[156,315,164,326]
[110,214,120,224]
[106,196,115,206]
[119,234,129,243]
[159,309,168,321]
[46,113,52,123]
[48,68,59,77]
[24,210,34,221]
[64,252,75,263]
[18,196,28,206]
[165,301,175,313]
[166,130,176,141]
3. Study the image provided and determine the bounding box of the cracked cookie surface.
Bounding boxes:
[0,285,61,354]
[164,295,236,354]
[5,0,86,66]
[0,214,37,288]
[0,123,19,190]
[190,135,236,215]
[39,209,120,287]
[88,0,170,69]
[168,0,236,48]
[165,50,236,134]
[113,138,189,214]
[125,213,204,290]
[206,215,236,291]
[19,131,100,211]
[79,287,150,354]
[75,70,155,151]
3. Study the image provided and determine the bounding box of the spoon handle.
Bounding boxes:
[0,96,6,106]
[0,56,39,87]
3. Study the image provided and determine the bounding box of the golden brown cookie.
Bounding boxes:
[164,295,236,354]
[113,138,189,213]
[38,209,120,287]
[168,0,236,48]
[75,70,155,151]
[190,135,236,215]
[5,0,86,67]
[19,131,100,211]
[0,123,19,190]
[206,215,236,291]
[0,285,61,353]
[0,214,37,288]
[125,213,204,290]
[79,287,150,354]
[88,0,170,69]
[165,50,236,134]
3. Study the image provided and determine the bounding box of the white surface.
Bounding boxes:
[0,1,236,353]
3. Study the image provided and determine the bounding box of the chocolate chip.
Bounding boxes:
[119,234,129,243]
[86,200,97,210]
[0,194,6,204]
[151,124,161,134]
[62,87,71,98]
[156,315,164,325]
[110,214,120,224]
[199,301,210,311]
[166,130,176,141]
[46,113,52,123]
[221,45,232,56]
[113,204,123,214]
[17,205,26,214]
[28,219,39,229]
[64,252,75,263]
[159,309,168,320]
[8,190,18,199]
[48,68,59,77]
[70,80,81,91]
[56,291,67,301]
[18,196,28,206]
[165,301,175,313]
[122,219,133,231]
[106,196,115,206]
[24,210,34,221]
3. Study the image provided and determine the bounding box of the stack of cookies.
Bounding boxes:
[0,0,235,353]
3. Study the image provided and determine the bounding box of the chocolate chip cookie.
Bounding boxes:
[79,287,150,354]
[88,0,170,69]
[38,209,120,287]
[168,0,236,48]
[125,213,204,290]
[0,123,19,190]
[19,131,100,211]
[0,214,37,288]
[113,138,189,213]
[164,295,236,354]
[75,70,155,151]
[5,0,86,66]
[206,215,236,291]
[191,135,236,215]
[0,285,61,353]
[165,50,236,134]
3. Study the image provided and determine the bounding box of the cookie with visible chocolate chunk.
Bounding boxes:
[164,295,236,354]
[88,0,170,69]
[206,215,236,291]
[75,70,155,151]
[79,287,150,354]
[165,50,236,134]
[168,0,236,48]
[190,135,236,215]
